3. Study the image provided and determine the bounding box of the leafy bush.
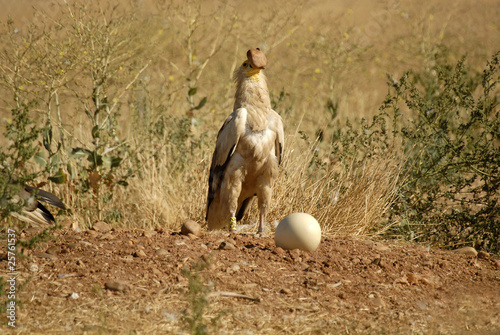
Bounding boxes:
[389,52,499,251]
[338,51,500,251]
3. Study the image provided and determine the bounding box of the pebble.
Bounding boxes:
[46,246,61,255]
[288,249,301,262]
[373,243,390,252]
[100,233,115,240]
[155,248,169,256]
[29,263,39,272]
[24,227,44,235]
[477,251,489,259]
[133,250,147,258]
[86,230,99,238]
[105,280,130,292]
[34,252,57,260]
[181,220,201,236]
[92,221,111,232]
[280,288,292,295]
[226,264,240,274]
[69,292,80,300]
[143,230,157,238]
[67,243,79,250]
[219,242,236,250]
[372,297,386,309]
[453,247,478,257]
[273,247,285,257]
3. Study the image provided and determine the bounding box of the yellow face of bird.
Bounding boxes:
[241,61,261,81]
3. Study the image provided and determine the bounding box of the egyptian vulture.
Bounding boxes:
[1,183,66,225]
[206,48,284,233]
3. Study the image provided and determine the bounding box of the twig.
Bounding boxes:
[208,291,261,302]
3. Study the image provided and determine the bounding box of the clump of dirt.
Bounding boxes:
[2,227,500,334]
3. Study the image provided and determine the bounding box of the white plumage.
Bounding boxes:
[206,48,284,232]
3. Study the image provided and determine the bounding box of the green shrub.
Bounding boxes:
[336,51,499,251]
[389,52,499,251]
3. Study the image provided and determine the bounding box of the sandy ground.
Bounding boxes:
[2,225,500,334]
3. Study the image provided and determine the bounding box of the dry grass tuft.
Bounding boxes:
[0,0,497,239]
[268,135,403,237]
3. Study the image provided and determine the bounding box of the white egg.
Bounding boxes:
[274,213,321,251]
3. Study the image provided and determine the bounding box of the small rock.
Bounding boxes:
[104,280,129,292]
[371,255,381,266]
[83,325,100,331]
[155,249,169,256]
[133,250,147,258]
[422,259,433,268]
[92,221,111,232]
[453,247,478,257]
[477,251,489,259]
[123,255,134,262]
[373,243,390,252]
[100,233,115,240]
[187,233,199,240]
[143,230,157,238]
[46,246,61,255]
[289,249,301,261]
[273,247,285,257]
[181,220,201,236]
[71,221,80,231]
[87,230,99,237]
[29,263,39,272]
[69,292,80,300]
[226,264,240,274]
[417,301,428,310]
[34,252,57,260]
[25,227,44,235]
[67,243,79,250]
[280,288,292,295]
[407,273,420,285]
[219,242,236,250]
[372,297,386,309]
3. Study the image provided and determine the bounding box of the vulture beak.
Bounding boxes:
[247,48,267,69]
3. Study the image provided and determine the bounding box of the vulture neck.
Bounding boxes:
[233,70,272,132]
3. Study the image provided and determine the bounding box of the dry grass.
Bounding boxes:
[0,0,498,236]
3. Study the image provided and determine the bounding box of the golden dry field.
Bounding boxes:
[1,0,498,230]
[0,0,498,230]
[0,0,499,333]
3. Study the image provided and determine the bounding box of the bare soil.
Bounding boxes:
[2,227,500,334]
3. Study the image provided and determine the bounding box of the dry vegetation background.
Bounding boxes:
[0,0,498,240]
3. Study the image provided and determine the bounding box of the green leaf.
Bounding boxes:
[85,109,94,121]
[34,152,47,167]
[117,180,129,187]
[111,156,123,168]
[88,151,103,167]
[188,87,197,96]
[92,125,100,139]
[50,153,60,168]
[194,97,207,110]
[43,127,52,152]
[102,156,112,168]
[49,168,67,184]
[70,148,92,159]
[67,162,76,179]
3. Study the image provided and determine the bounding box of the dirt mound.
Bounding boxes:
[3,227,500,334]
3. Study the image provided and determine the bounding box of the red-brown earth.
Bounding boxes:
[2,225,500,334]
